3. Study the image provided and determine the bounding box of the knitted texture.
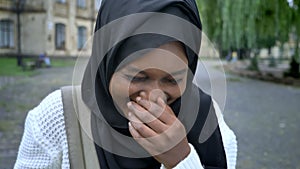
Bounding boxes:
[15,90,237,169]
[213,100,238,169]
[14,90,70,169]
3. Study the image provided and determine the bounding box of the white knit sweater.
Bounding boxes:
[14,90,237,169]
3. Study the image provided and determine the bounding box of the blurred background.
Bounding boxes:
[0,0,299,168]
[196,0,300,168]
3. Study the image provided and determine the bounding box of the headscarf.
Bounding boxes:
[81,0,227,168]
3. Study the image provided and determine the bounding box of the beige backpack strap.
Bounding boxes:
[61,86,100,169]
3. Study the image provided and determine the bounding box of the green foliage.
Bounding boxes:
[277,0,293,42]
[196,0,222,44]
[291,0,300,62]
[197,0,295,52]
[197,0,300,77]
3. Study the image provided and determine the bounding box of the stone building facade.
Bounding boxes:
[0,0,101,57]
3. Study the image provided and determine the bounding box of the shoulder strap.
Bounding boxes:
[61,86,101,169]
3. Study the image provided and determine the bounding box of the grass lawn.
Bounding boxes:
[0,57,75,76]
[51,58,76,67]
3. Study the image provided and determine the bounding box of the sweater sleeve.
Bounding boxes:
[160,143,204,169]
[14,90,70,169]
[213,100,238,169]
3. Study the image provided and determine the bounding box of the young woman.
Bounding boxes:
[14,0,237,168]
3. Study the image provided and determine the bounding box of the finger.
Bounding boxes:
[129,123,167,156]
[128,102,167,133]
[128,122,142,138]
[128,112,157,138]
[137,97,176,125]
[134,130,180,156]
[157,97,165,107]
[136,97,164,118]
[128,126,159,155]
[127,110,143,123]
[127,102,157,123]
[140,91,147,100]
[157,97,177,124]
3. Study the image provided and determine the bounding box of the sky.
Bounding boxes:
[287,0,294,7]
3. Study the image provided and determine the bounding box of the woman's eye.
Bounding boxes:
[132,76,147,82]
[165,78,182,85]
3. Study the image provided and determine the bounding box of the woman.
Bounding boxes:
[14,0,237,168]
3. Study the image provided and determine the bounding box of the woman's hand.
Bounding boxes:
[127,93,190,168]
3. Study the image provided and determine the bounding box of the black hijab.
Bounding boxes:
[81,0,227,168]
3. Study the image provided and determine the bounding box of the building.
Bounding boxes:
[0,0,102,57]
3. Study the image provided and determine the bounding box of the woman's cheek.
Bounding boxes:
[128,82,145,99]
[110,75,132,114]
[179,75,187,91]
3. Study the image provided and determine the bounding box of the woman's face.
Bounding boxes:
[109,42,188,116]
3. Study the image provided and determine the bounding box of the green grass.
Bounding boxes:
[0,58,37,76]
[227,77,242,82]
[0,120,15,132]
[51,58,76,67]
[0,57,75,76]
[0,101,9,112]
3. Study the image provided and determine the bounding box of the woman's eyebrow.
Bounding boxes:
[126,66,187,76]
[125,66,147,75]
[170,68,187,76]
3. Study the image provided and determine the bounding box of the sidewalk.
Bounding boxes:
[223,60,300,86]
[0,77,19,90]
[0,67,73,169]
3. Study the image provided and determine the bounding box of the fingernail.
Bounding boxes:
[136,97,141,102]
[140,91,146,96]
[128,112,132,117]
[128,122,132,127]
[132,122,142,129]
[158,97,165,104]
[127,102,132,107]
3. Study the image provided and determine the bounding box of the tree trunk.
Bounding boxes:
[268,46,276,67]
[285,36,300,78]
[249,49,259,71]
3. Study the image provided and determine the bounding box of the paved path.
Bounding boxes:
[0,67,74,169]
[195,60,300,169]
[1,61,300,168]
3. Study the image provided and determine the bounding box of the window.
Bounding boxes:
[77,0,86,8]
[95,0,102,10]
[56,0,66,3]
[78,26,87,49]
[55,23,66,50]
[0,20,14,48]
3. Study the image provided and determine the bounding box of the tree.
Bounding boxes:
[196,0,223,50]
[197,0,293,56]
[197,0,261,59]
[285,0,300,77]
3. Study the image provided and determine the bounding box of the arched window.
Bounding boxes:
[0,20,14,48]
[55,23,66,50]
